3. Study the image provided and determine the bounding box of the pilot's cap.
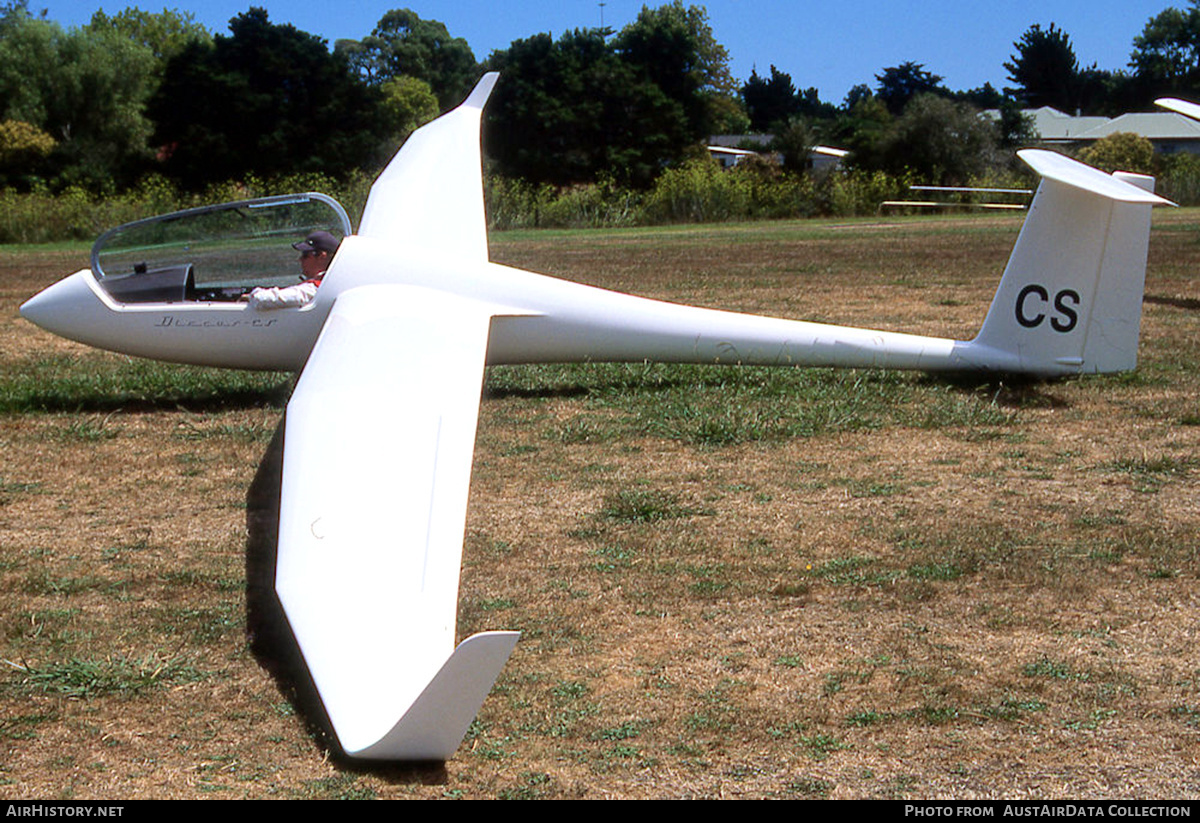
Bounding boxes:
[293,230,340,254]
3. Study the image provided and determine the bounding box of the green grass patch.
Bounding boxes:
[600,488,711,523]
[0,355,290,414]
[12,654,207,699]
[487,364,1017,447]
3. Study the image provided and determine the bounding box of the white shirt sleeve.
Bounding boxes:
[247,281,319,310]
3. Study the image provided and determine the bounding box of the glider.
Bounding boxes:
[20,73,1170,760]
[1156,96,1200,122]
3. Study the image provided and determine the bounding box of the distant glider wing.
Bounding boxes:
[1156,97,1200,122]
[274,283,519,760]
[357,73,498,261]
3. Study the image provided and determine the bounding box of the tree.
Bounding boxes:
[877,94,1001,184]
[1129,2,1200,99]
[334,8,478,109]
[485,3,739,186]
[958,82,1006,110]
[742,65,797,131]
[829,94,893,170]
[614,2,736,141]
[486,29,649,185]
[1003,22,1119,114]
[875,62,945,114]
[706,91,750,134]
[379,74,440,145]
[993,99,1038,148]
[149,8,390,188]
[795,86,834,120]
[772,117,818,173]
[87,7,210,64]
[0,8,160,187]
[843,84,874,110]
[1004,23,1081,110]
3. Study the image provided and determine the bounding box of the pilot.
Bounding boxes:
[243,230,340,309]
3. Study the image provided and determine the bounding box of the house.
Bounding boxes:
[985,106,1200,155]
[1074,111,1200,156]
[705,134,847,171]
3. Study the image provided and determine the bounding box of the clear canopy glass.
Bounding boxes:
[91,193,352,303]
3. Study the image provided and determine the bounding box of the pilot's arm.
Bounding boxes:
[245,281,319,310]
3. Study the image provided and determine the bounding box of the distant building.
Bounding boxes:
[705,135,847,171]
[1075,112,1200,155]
[706,144,763,169]
[985,106,1200,155]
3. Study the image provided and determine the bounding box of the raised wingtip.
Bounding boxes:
[347,631,521,760]
[462,72,499,110]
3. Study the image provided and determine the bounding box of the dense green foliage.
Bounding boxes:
[334,8,479,108]
[1131,2,1200,98]
[1005,24,1092,112]
[147,9,390,188]
[484,2,735,187]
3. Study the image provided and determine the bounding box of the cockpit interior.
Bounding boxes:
[90,193,353,304]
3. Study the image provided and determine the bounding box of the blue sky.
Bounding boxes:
[38,0,1179,104]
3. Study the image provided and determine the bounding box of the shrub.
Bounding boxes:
[1158,152,1200,206]
[0,161,928,244]
[641,158,752,224]
[1076,133,1155,175]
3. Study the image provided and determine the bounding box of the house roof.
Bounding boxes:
[1073,112,1200,141]
[707,146,759,157]
[983,106,1200,143]
[980,106,1110,140]
[707,134,774,148]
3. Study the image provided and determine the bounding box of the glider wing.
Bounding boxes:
[274,283,519,759]
[357,73,497,262]
[1156,97,1200,122]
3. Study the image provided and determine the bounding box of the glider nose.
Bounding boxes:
[19,270,101,340]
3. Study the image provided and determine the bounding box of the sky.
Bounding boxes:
[35,0,1182,105]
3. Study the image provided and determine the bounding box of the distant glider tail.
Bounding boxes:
[970,150,1171,375]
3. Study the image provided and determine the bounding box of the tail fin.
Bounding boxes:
[972,150,1171,375]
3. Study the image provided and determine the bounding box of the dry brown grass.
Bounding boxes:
[2,211,1199,799]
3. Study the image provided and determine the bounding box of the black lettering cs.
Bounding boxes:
[1015,285,1079,333]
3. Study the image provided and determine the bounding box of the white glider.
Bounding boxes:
[20,73,1171,760]
[1156,96,1200,122]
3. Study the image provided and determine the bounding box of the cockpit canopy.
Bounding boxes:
[92,193,352,304]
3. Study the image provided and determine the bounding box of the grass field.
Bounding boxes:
[1,211,1198,799]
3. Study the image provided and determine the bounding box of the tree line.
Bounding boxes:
[2,0,1200,202]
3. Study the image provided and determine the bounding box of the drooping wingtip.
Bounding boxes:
[1018,149,1174,206]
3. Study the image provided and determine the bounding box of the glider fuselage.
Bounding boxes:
[22,233,1006,377]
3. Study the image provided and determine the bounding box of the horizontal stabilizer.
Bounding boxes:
[1017,149,1173,205]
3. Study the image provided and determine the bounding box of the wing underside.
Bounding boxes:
[274,284,519,759]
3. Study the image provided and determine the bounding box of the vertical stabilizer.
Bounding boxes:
[972,150,1170,374]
